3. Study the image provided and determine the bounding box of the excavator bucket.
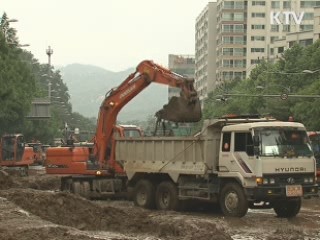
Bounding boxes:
[155,96,202,122]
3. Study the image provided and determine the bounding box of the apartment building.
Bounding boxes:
[195,0,320,100]
[270,6,320,59]
[168,54,195,100]
[195,2,217,103]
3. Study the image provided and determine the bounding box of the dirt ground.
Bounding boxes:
[0,169,320,240]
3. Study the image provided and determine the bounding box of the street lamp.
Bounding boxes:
[264,69,320,75]
[302,69,320,74]
[263,71,306,75]
[7,42,30,47]
[18,44,30,47]
[51,96,61,100]
[6,19,18,23]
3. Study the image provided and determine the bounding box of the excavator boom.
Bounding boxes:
[46,60,202,176]
[95,60,201,167]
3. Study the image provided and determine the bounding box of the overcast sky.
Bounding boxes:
[1,0,212,71]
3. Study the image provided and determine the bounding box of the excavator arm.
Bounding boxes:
[94,60,201,167]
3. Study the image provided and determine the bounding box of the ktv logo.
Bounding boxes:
[270,11,305,25]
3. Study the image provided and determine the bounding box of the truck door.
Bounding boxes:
[219,132,232,171]
[232,132,254,175]
[220,131,255,174]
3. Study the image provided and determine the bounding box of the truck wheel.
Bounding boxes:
[156,181,179,211]
[273,198,301,218]
[61,178,72,192]
[20,167,28,177]
[133,180,155,209]
[80,181,91,199]
[219,182,248,217]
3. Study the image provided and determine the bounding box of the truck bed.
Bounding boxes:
[115,136,219,181]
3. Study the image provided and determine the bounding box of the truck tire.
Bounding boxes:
[20,167,28,177]
[72,181,90,199]
[273,198,301,218]
[81,181,91,199]
[155,181,179,211]
[61,178,72,192]
[133,179,155,209]
[219,182,248,217]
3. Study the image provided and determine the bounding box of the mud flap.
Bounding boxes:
[155,96,202,122]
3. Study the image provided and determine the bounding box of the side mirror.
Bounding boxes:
[254,146,260,156]
[66,139,74,146]
[253,135,260,147]
[253,135,260,156]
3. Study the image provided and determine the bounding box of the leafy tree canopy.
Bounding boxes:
[203,41,320,130]
[0,13,96,144]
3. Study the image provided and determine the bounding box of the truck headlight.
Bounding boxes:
[263,178,269,184]
[256,177,263,185]
[304,177,314,183]
[269,178,275,184]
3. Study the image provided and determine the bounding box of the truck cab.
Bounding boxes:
[115,125,143,138]
[218,121,317,217]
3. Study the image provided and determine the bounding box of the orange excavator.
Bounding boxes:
[0,134,35,176]
[46,60,201,197]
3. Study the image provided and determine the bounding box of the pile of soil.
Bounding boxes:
[0,170,16,189]
[0,170,61,191]
[0,188,232,240]
[3,168,319,240]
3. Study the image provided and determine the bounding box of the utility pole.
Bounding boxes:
[46,46,53,99]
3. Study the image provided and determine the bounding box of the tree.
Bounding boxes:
[0,13,96,143]
[202,40,320,130]
[0,12,18,44]
[0,15,37,134]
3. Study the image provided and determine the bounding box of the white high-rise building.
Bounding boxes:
[195,2,217,104]
[195,0,320,100]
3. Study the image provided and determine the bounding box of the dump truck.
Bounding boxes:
[116,115,318,217]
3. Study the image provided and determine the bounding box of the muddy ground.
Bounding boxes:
[0,169,320,240]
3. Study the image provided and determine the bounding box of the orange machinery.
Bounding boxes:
[0,134,36,175]
[26,142,44,165]
[45,60,201,197]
